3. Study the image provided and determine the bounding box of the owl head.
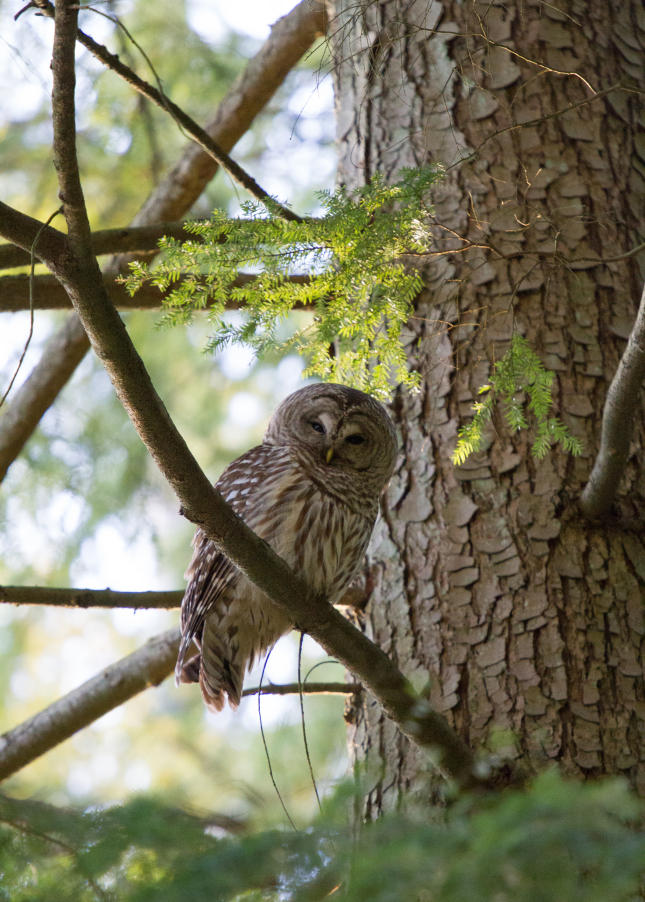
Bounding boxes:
[264,383,398,493]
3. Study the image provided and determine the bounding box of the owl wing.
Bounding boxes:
[175,444,287,683]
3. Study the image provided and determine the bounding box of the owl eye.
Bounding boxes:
[310,421,326,434]
[345,434,366,445]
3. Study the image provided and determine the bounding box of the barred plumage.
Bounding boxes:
[176,383,397,712]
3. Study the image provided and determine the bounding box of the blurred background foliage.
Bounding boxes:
[1,770,643,900]
[0,0,342,833]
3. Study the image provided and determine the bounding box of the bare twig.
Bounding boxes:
[0,583,364,610]
[0,208,62,409]
[0,629,180,781]
[129,0,327,229]
[242,681,360,697]
[0,313,89,483]
[580,281,645,518]
[0,585,182,609]
[0,201,69,264]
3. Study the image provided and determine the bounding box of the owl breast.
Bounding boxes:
[252,468,374,604]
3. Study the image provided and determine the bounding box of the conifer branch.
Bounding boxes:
[0,221,190,270]
[0,272,311,312]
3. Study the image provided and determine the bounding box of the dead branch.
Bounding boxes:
[0,629,180,782]
[130,0,327,229]
[0,586,182,609]
[580,281,645,518]
[0,583,363,610]
[0,0,326,483]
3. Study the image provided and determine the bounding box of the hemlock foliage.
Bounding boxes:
[1,771,642,901]
[452,334,583,465]
[126,170,582,463]
[125,167,441,399]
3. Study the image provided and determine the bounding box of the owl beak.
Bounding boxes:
[325,446,335,464]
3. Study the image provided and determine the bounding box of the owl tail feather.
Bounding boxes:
[199,643,244,713]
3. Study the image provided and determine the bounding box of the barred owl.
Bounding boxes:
[175,383,397,712]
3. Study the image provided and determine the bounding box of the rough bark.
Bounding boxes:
[331,0,645,812]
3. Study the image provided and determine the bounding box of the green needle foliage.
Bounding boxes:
[1,771,643,901]
[125,167,442,399]
[453,334,584,465]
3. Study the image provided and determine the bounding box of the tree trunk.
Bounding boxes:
[331,0,645,814]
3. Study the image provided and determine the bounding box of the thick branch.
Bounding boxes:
[0,629,180,782]
[0,586,182,609]
[580,281,645,518]
[0,0,325,483]
[0,201,69,265]
[0,272,312,312]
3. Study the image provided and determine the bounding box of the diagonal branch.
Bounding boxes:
[0,629,180,782]
[0,614,353,781]
[36,0,479,788]
[127,0,327,230]
[580,280,645,518]
[0,0,326,483]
